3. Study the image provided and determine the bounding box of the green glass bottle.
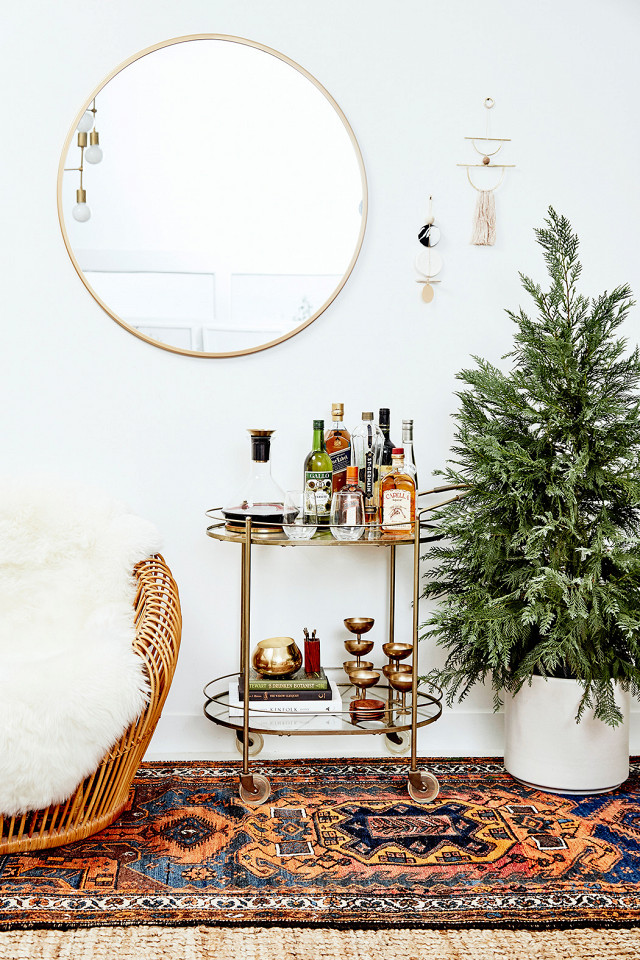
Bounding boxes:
[304,419,333,526]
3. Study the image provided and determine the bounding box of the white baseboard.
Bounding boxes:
[146,710,640,762]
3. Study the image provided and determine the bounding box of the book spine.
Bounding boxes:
[239,674,327,691]
[239,687,332,701]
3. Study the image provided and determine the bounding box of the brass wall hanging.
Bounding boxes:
[457,97,515,246]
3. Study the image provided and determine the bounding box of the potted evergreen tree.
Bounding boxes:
[422,208,640,793]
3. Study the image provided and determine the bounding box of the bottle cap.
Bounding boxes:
[392,447,404,456]
[362,412,373,420]
[346,466,358,484]
[331,403,344,419]
[248,429,275,462]
[379,407,390,425]
[313,419,324,430]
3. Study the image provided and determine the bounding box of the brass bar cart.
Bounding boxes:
[203,486,465,806]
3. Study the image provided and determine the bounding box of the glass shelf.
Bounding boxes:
[203,668,442,737]
[205,507,438,547]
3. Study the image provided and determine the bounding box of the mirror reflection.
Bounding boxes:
[58,36,367,357]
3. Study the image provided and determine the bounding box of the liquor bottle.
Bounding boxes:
[380,448,416,536]
[402,419,418,489]
[351,412,383,525]
[304,420,333,526]
[222,429,285,531]
[325,403,351,493]
[330,465,365,541]
[378,408,396,483]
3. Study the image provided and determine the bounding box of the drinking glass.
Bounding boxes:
[330,488,365,541]
[283,490,317,540]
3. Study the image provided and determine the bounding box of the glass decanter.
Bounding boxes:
[223,429,285,531]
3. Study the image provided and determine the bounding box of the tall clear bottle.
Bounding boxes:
[380,447,416,536]
[223,429,285,531]
[325,403,351,493]
[402,419,418,489]
[378,407,396,483]
[351,412,384,527]
[304,420,333,526]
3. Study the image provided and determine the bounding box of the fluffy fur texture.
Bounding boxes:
[0,478,162,815]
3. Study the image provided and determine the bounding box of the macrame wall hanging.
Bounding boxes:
[457,97,514,246]
[415,196,442,303]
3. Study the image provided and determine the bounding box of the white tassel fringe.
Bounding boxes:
[471,190,496,245]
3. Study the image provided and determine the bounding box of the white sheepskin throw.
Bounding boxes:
[0,478,162,816]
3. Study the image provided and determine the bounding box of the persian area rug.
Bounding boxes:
[2,757,640,930]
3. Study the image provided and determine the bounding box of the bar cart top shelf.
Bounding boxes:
[205,507,437,547]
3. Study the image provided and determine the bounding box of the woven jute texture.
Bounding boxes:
[0,925,639,960]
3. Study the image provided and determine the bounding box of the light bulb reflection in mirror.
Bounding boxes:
[76,111,94,133]
[85,144,103,164]
[72,202,91,222]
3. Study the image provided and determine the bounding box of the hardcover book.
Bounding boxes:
[239,667,329,691]
[228,679,343,715]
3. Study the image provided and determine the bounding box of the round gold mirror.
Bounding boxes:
[57,35,368,358]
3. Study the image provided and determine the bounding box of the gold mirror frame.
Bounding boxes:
[56,34,368,359]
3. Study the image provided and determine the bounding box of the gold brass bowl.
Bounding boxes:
[343,659,373,675]
[349,668,381,703]
[252,637,302,677]
[388,669,414,715]
[382,642,413,661]
[344,638,374,658]
[382,662,412,680]
[344,616,375,636]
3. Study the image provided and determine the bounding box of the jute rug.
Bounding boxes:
[2,758,640,930]
[1,925,640,959]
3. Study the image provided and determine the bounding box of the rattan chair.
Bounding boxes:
[0,554,181,854]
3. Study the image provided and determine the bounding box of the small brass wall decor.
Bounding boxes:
[457,97,515,245]
[415,195,442,303]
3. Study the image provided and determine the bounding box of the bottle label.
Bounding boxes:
[364,451,374,498]
[329,447,350,474]
[305,471,332,518]
[382,489,412,531]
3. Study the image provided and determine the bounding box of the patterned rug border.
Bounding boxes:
[3,757,640,932]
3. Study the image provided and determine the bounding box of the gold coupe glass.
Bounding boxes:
[388,670,414,716]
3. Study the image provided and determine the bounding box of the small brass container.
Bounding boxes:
[344,659,373,675]
[382,662,412,680]
[344,638,374,658]
[252,637,303,678]
[349,668,380,690]
[382,642,413,661]
[344,617,375,636]
[388,671,414,694]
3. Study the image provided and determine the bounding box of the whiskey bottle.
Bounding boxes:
[380,448,416,536]
[401,419,418,489]
[304,420,333,526]
[378,407,396,483]
[325,403,351,493]
[351,412,383,525]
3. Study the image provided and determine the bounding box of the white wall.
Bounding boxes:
[2,0,640,759]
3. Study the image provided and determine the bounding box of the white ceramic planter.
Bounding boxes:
[504,675,630,794]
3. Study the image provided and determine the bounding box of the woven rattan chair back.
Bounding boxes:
[0,554,181,854]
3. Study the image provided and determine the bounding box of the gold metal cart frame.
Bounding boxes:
[204,486,464,806]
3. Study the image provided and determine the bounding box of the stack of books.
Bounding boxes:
[228,667,342,715]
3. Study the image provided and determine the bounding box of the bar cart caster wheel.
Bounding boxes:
[235,731,264,757]
[408,771,439,803]
[239,774,271,806]
[385,730,411,755]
